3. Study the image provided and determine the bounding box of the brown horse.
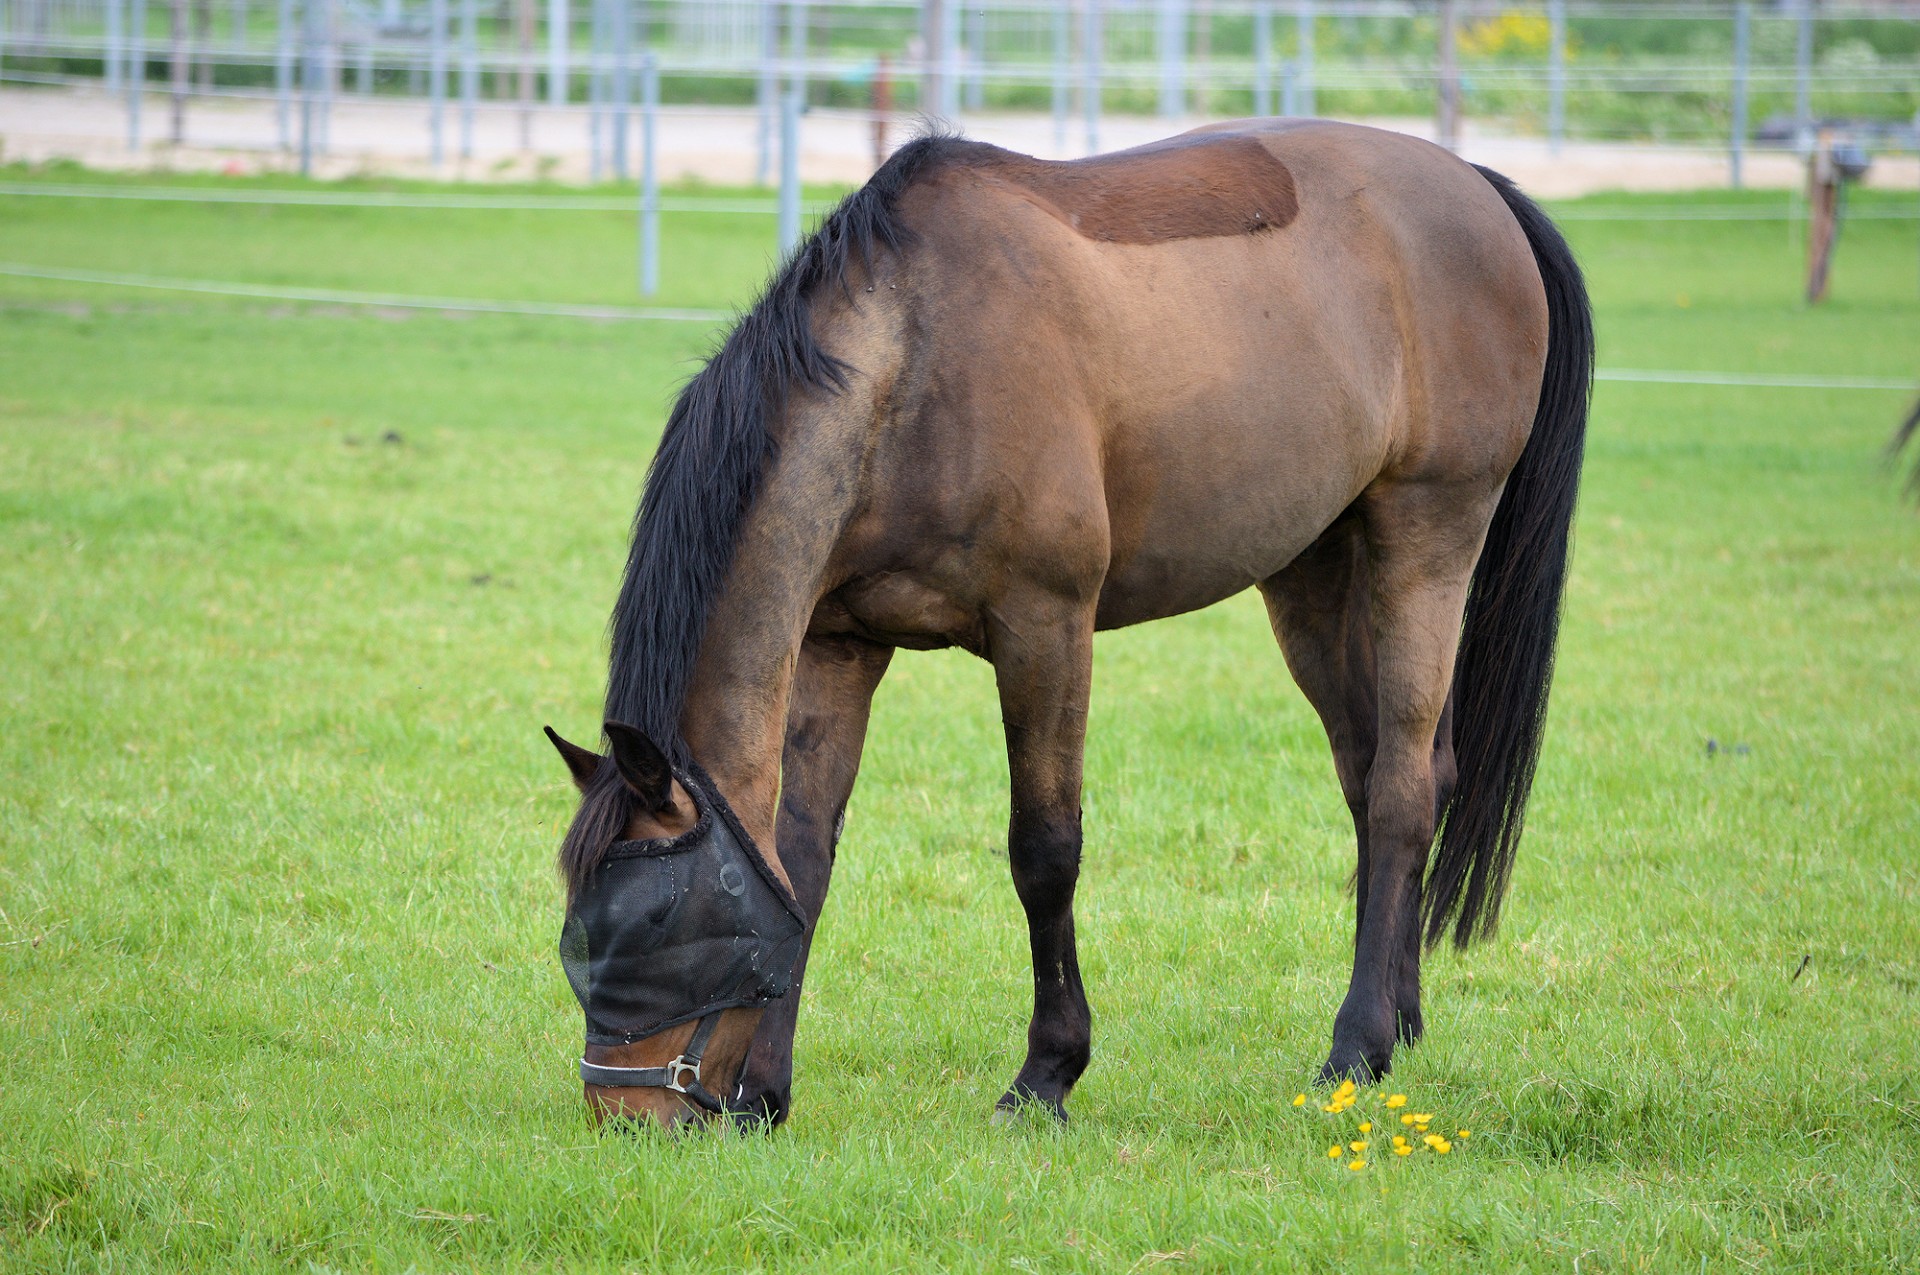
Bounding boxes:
[545,119,1593,1130]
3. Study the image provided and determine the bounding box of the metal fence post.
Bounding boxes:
[778,86,800,254]
[458,0,476,161]
[299,0,316,174]
[106,0,123,93]
[1157,0,1183,119]
[1436,0,1459,152]
[962,0,982,112]
[1051,0,1068,152]
[1294,0,1313,118]
[938,0,957,117]
[639,52,658,295]
[1082,0,1100,153]
[276,0,292,149]
[1548,0,1565,155]
[610,0,629,179]
[129,0,147,149]
[587,0,602,179]
[429,0,446,166]
[756,0,775,183]
[1253,0,1272,117]
[1731,0,1749,189]
[788,0,806,111]
[1793,0,1813,154]
[548,0,566,105]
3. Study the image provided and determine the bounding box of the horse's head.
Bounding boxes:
[546,723,806,1131]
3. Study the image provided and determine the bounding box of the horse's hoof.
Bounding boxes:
[992,1091,1069,1127]
[1318,1046,1390,1086]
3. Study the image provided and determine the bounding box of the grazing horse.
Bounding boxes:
[545,119,1593,1130]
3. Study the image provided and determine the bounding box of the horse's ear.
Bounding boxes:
[544,725,603,792]
[602,720,673,811]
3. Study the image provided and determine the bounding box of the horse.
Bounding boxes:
[543,118,1593,1131]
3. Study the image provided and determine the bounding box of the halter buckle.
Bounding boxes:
[663,1055,702,1094]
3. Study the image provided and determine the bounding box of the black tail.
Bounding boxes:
[1424,166,1595,950]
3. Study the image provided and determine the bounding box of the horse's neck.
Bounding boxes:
[678,386,873,852]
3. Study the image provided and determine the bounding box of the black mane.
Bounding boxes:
[560,133,957,891]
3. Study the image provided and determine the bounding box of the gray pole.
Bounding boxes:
[275,0,292,148]
[922,0,942,121]
[298,0,315,174]
[1253,0,1271,116]
[318,0,333,154]
[756,0,775,183]
[1547,0,1564,155]
[1157,0,1182,119]
[1793,0,1813,154]
[547,0,565,105]
[610,0,628,180]
[1051,0,1067,151]
[587,0,601,180]
[1082,0,1099,153]
[428,0,445,166]
[1436,0,1459,152]
[639,51,658,295]
[778,86,800,254]
[128,0,146,149]
[458,0,475,161]
[1294,0,1312,118]
[1731,0,1749,189]
[788,0,806,111]
[939,0,957,117]
[106,0,122,93]
[962,0,981,113]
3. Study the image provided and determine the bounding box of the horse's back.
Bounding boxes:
[837,123,1550,635]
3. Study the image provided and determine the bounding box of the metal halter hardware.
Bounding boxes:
[578,1012,731,1114]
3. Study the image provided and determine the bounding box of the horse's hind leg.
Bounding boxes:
[1316,482,1492,1081]
[735,635,893,1125]
[1263,516,1461,1057]
[989,598,1096,1124]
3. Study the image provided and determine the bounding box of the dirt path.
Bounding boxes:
[5,85,1916,196]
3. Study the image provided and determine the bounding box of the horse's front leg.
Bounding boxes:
[734,635,892,1126]
[989,601,1096,1124]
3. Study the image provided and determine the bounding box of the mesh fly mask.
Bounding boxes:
[559,765,806,1113]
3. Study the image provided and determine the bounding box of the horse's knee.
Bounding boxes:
[1007,811,1082,912]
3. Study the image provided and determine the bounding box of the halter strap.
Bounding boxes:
[578,1013,731,1114]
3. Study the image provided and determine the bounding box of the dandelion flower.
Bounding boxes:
[1328,1145,1342,1158]
[1357,1121,1372,1133]
[1412,1113,1434,1123]
[1391,1136,1408,1148]
[1393,1145,1412,1156]
[1423,1134,1445,1149]
[1293,1093,1307,1107]
[1335,1079,1357,1098]
[1385,1094,1407,1108]
[1349,1140,1369,1152]
[1400,1114,1416,1125]
[1348,1159,1366,1172]
[1457,1129,1470,1138]
[1433,1140,1452,1154]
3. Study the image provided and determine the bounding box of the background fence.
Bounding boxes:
[4,1,1917,166]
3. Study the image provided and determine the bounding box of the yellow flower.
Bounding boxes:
[1385,1094,1407,1108]
[1328,1145,1342,1158]
[1433,1140,1452,1154]
[1412,1113,1434,1123]
[1391,1136,1408,1148]
[1393,1144,1412,1156]
[1347,1159,1366,1172]
[1349,1140,1369,1152]
[1400,1114,1416,1125]
[1457,1129,1470,1138]
[1335,1079,1357,1098]
[1292,1093,1307,1107]
[1357,1122,1372,1133]
[1423,1133,1446,1148]
[1321,1104,1337,1113]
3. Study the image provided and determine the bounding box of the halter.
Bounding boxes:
[577,1011,732,1114]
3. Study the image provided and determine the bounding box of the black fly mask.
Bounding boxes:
[559,765,805,1111]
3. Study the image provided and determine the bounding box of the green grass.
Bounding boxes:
[1,169,1917,1272]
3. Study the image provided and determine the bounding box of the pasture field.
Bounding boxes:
[1,166,1918,1272]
